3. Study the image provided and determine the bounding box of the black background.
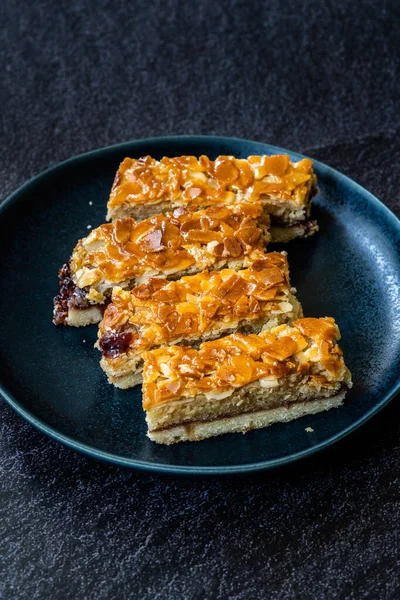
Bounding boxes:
[1,1,400,598]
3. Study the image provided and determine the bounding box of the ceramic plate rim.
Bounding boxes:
[1,135,400,475]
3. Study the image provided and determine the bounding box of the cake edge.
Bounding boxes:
[147,392,346,445]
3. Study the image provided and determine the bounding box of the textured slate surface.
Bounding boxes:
[1,1,400,598]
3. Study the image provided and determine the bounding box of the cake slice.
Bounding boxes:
[97,252,302,388]
[106,154,318,242]
[53,202,269,327]
[142,318,352,444]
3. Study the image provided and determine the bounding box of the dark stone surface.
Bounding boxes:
[1,1,399,598]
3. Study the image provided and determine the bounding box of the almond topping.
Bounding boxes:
[97,253,296,358]
[141,318,347,408]
[179,218,202,232]
[253,180,285,195]
[214,274,251,301]
[108,154,316,217]
[114,219,132,244]
[138,227,164,253]
[183,187,204,200]
[250,265,285,288]
[235,225,261,246]
[184,229,221,244]
[132,278,168,299]
[158,303,175,322]
[293,317,338,342]
[214,158,240,184]
[223,237,243,258]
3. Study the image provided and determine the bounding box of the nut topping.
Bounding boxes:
[235,225,261,246]
[223,237,243,257]
[214,274,252,302]
[69,202,268,290]
[137,227,165,253]
[98,253,298,361]
[114,219,132,244]
[132,278,168,299]
[142,318,349,408]
[107,154,317,216]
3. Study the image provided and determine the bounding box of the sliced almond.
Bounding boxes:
[184,229,221,244]
[180,218,202,232]
[223,236,243,258]
[235,225,261,246]
[214,157,239,184]
[114,219,132,244]
[214,274,250,301]
[138,227,164,253]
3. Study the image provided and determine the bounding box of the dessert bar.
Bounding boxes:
[97,252,302,388]
[107,154,318,242]
[53,203,269,326]
[142,318,352,444]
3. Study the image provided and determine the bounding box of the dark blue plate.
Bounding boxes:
[1,136,400,475]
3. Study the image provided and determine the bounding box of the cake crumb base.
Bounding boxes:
[148,393,345,445]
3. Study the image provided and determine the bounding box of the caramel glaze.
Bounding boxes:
[107,155,316,216]
[69,203,268,291]
[142,318,351,409]
[98,252,294,360]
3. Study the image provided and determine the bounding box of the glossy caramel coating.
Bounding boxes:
[69,203,268,290]
[142,318,350,409]
[107,154,316,215]
[98,252,296,359]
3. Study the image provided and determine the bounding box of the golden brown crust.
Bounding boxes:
[68,202,269,292]
[142,318,352,409]
[107,154,317,222]
[97,252,301,366]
